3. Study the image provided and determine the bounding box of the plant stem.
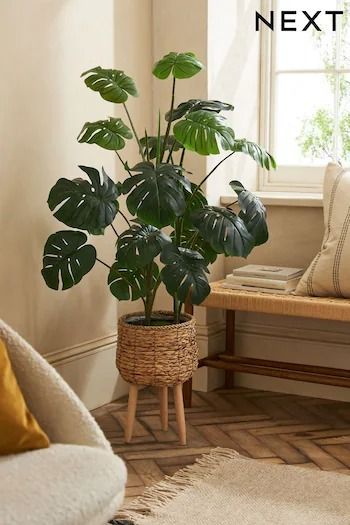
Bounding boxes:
[161,77,176,162]
[174,217,183,246]
[119,210,131,228]
[115,151,132,177]
[144,263,155,325]
[150,273,162,304]
[225,199,238,209]
[144,130,150,162]
[111,224,119,238]
[166,140,176,163]
[189,231,199,249]
[191,151,235,201]
[179,148,186,167]
[173,293,179,323]
[96,258,111,270]
[173,294,182,324]
[123,103,145,161]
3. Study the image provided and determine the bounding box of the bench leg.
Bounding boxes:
[183,378,192,408]
[225,310,236,388]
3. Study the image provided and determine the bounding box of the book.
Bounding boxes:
[232,264,304,281]
[221,283,296,295]
[225,274,301,291]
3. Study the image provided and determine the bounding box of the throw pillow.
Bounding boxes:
[0,338,50,454]
[295,163,350,297]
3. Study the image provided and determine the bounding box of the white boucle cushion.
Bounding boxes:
[296,163,350,297]
[0,443,127,525]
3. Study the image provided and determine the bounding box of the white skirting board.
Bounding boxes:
[44,334,129,410]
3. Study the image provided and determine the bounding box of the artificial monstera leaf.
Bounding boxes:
[166,99,234,122]
[230,181,268,246]
[82,67,138,103]
[153,52,204,80]
[140,135,182,160]
[231,139,276,170]
[48,165,119,235]
[174,110,235,155]
[117,224,171,269]
[42,230,96,290]
[160,245,210,304]
[122,162,191,228]
[77,117,132,151]
[183,183,208,228]
[178,229,217,264]
[191,206,254,257]
[108,261,159,301]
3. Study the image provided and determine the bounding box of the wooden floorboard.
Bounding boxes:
[92,387,350,503]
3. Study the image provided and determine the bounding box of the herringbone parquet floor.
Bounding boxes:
[92,387,350,505]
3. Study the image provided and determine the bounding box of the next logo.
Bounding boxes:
[256,10,344,32]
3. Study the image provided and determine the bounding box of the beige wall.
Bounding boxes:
[0,0,153,409]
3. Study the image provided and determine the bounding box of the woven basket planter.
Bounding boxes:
[116,311,198,387]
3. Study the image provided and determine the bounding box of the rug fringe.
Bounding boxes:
[116,447,242,523]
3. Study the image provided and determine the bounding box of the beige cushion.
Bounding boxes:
[296,163,350,297]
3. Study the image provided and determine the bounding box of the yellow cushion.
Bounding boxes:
[0,339,49,455]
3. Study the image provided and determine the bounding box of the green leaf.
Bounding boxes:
[82,67,138,103]
[122,162,191,228]
[48,166,120,235]
[117,224,171,269]
[177,229,217,264]
[140,135,182,160]
[160,245,210,304]
[191,206,254,257]
[77,117,132,151]
[42,231,96,290]
[183,183,208,228]
[166,99,234,122]
[108,262,146,301]
[153,52,204,80]
[108,261,159,301]
[174,110,235,155]
[230,181,268,246]
[231,139,276,170]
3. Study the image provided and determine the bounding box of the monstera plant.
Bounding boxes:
[42,52,275,326]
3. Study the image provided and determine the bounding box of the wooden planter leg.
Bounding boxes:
[125,384,138,443]
[173,383,186,445]
[159,386,168,431]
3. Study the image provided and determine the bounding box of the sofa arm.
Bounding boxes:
[0,319,111,450]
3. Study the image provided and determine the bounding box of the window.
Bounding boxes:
[259,0,350,193]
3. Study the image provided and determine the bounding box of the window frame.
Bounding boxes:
[258,0,349,193]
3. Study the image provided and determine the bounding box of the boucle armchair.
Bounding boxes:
[0,318,127,525]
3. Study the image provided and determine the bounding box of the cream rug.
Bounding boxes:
[118,448,350,525]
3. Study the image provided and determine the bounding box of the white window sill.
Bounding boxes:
[221,192,323,208]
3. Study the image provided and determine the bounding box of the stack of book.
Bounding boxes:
[222,264,304,295]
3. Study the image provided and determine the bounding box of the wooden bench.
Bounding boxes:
[183,280,350,407]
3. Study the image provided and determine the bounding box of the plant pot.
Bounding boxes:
[116,310,198,387]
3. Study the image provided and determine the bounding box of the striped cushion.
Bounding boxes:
[296,163,350,297]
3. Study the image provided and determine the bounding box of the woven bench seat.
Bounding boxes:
[202,280,350,322]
